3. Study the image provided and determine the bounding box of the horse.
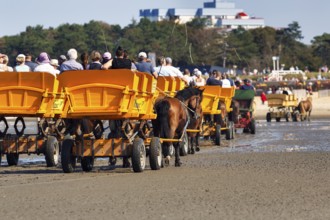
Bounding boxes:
[152,87,203,167]
[187,102,203,154]
[230,99,240,124]
[297,97,313,121]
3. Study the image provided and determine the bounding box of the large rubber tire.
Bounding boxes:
[132,138,146,173]
[285,112,292,122]
[149,137,162,170]
[250,119,256,134]
[179,132,188,156]
[61,139,76,173]
[215,124,221,146]
[81,156,94,172]
[6,153,19,166]
[44,136,60,167]
[266,112,271,122]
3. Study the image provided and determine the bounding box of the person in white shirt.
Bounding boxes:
[182,68,194,86]
[220,73,234,88]
[194,70,206,86]
[164,57,183,78]
[14,54,30,72]
[34,52,58,76]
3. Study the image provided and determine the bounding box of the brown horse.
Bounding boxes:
[297,97,313,121]
[230,99,240,124]
[152,87,203,166]
[187,102,203,154]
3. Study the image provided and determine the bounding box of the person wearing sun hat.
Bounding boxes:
[14,54,30,72]
[34,52,58,76]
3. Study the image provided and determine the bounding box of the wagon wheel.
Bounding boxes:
[81,156,94,172]
[266,112,271,122]
[250,119,256,134]
[61,139,77,173]
[44,136,60,167]
[6,153,19,166]
[55,119,66,137]
[93,120,104,139]
[179,132,189,156]
[131,138,146,172]
[0,116,9,138]
[285,112,292,122]
[149,137,162,170]
[14,117,26,137]
[215,124,221,146]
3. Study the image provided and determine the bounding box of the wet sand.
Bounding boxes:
[0,96,329,220]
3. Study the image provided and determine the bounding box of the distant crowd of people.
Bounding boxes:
[0,47,257,93]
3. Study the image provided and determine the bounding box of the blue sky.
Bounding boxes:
[1,0,328,44]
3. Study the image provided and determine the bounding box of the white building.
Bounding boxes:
[140,0,265,30]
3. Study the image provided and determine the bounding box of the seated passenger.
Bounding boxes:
[14,54,30,72]
[1,55,13,72]
[165,57,183,78]
[59,48,84,73]
[206,70,222,86]
[221,73,234,88]
[111,46,132,70]
[194,70,206,86]
[50,59,60,74]
[182,68,195,86]
[240,79,255,91]
[88,51,102,70]
[101,52,112,69]
[34,52,58,76]
[135,51,157,78]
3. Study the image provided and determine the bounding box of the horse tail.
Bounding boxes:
[154,99,171,139]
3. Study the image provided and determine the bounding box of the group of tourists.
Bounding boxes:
[1,47,256,93]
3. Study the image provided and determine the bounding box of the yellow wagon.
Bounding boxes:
[199,85,235,146]
[57,70,161,173]
[266,94,299,122]
[0,72,64,167]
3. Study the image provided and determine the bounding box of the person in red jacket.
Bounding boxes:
[260,91,267,105]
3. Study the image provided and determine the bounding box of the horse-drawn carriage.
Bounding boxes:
[199,85,235,145]
[57,69,162,173]
[0,72,64,166]
[233,89,256,134]
[0,69,203,172]
[266,94,299,122]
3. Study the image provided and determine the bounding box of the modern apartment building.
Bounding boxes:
[139,0,265,30]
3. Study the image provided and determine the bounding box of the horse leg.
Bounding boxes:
[190,136,195,154]
[174,142,182,167]
[195,133,200,152]
[188,136,192,154]
[308,109,311,121]
[122,157,131,168]
[162,142,171,166]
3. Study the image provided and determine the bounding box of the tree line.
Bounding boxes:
[1,18,329,72]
